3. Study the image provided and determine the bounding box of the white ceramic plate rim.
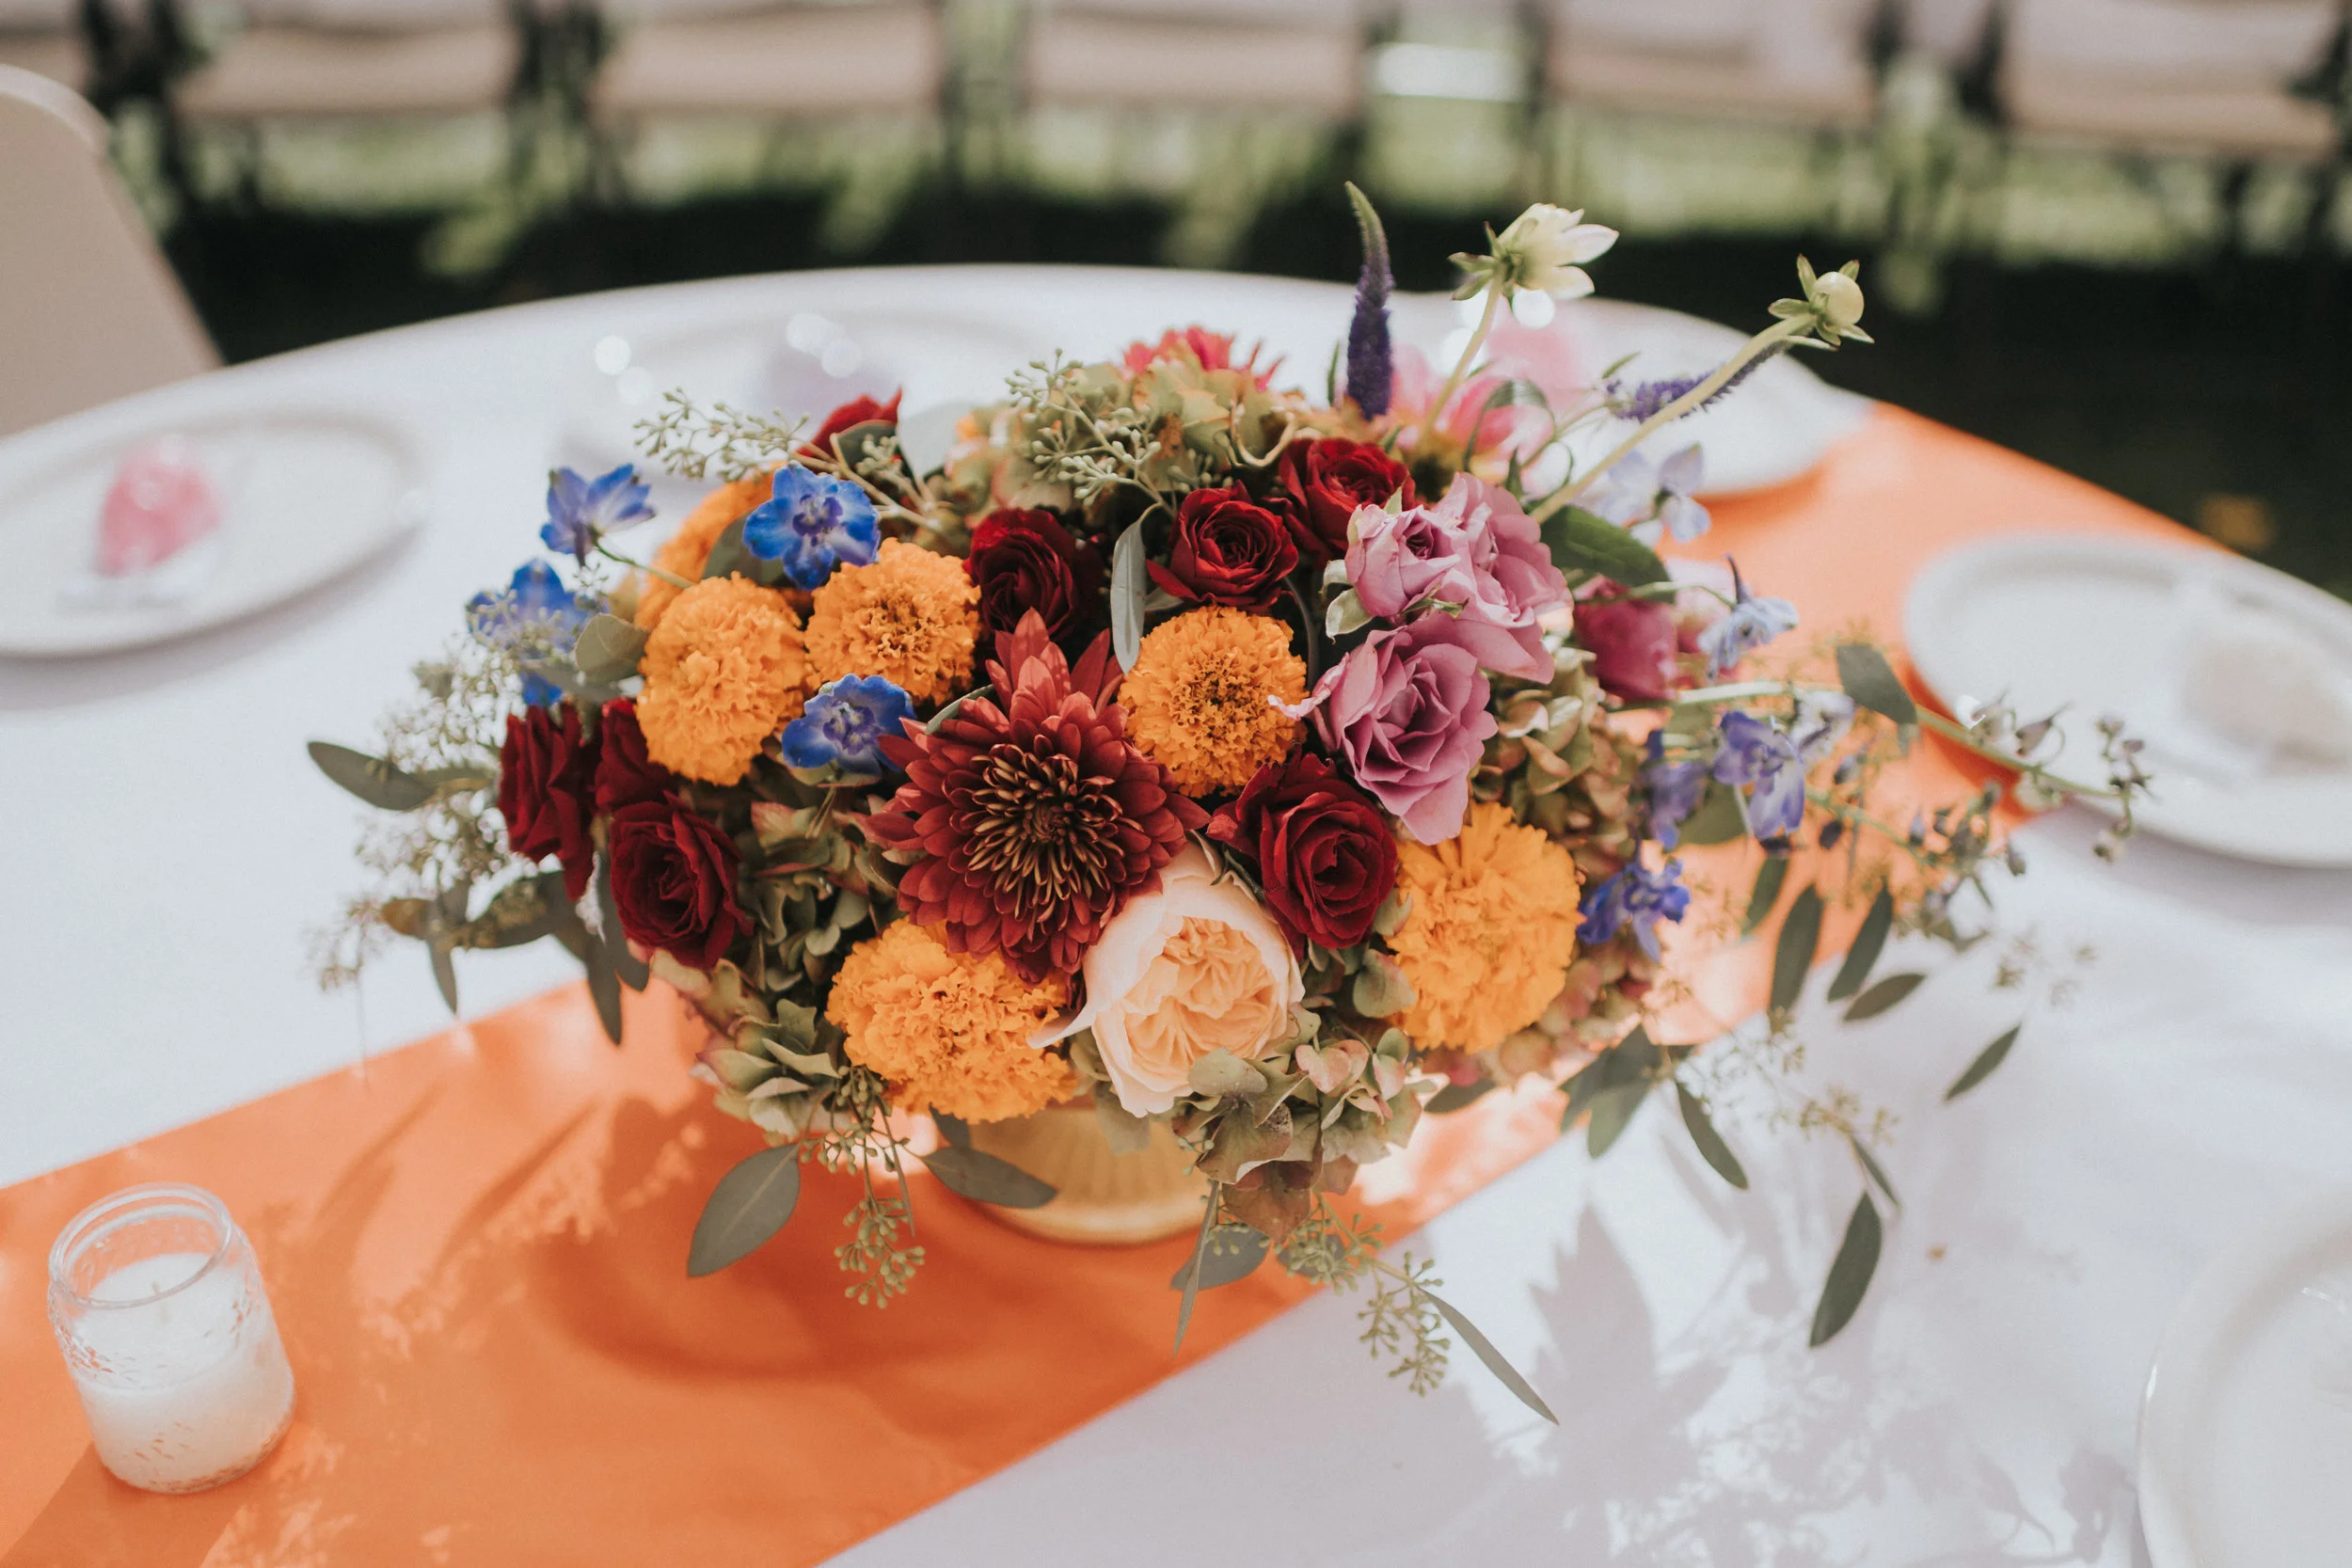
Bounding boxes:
[0,401,424,658]
[1904,532,2352,868]
[2138,1190,2352,1568]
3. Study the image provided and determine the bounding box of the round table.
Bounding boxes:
[4,265,2349,1567]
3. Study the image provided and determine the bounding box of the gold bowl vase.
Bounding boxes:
[965,1103,1207,1245]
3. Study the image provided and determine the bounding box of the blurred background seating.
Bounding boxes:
[1546,0,1878,130]
[0,1,85,87]
[2001,0,2340,160]
[1,61,215,434]
[12,0,2352,589]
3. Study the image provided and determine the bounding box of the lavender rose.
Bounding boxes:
[1284,614,1499,844]
[1343,474,1566,682]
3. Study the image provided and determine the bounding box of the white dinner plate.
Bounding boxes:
[1905,534,2352,867]
[2140,1193,2352,1567]
[0,405,425,657]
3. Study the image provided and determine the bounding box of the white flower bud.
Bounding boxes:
[1816,271,1865,330]
[1494,203,1618,300]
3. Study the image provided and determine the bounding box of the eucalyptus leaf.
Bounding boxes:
[1835,642,1918,725]
[1850,1134,1900,1208]
[1825,887,1894,1003]
[686,1145,802,1276]
[1173,1186,1219,1354]
[1585,1081,1648,1158]
[1110,522,1147,672]
[831,418,898,472]
[583,931,624,1044]
[1425,1079,1496,1115]
[574,613,650,684]
[596,856,650,991]
[1946,1023,2023,1101]
[932,1109,972,1148]
[1676,780,1748,847]
[1166,1224,1268,1291]
[1842,971,1926,1022]
[1675,1083,1749,1190]
[920,1146,1057,1208]
[1808,1192,1883,1347]
[1423,1287,1559,1424]
[925,689,974,735]
[1769,886,1824,1019]
[1742,856,1788,934]
[1539,505,1671,589]
[700,518,752,581]
[309,741,434,811]
[428,939,458,1013]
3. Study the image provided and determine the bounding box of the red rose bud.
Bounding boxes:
[799,389,902,461]
[606,799,746,973]
[595,698,674,815]
[1276,437,1413,564]
[965,507,1104,644]
[1207,752,1399,952]
[499,705,599,900]
[1575,592,1679,703]
[1148,485,1297,611]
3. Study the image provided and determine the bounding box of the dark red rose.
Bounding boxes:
[499,705,597,899]
[1277,438,1414,564]
[1148,485,1297,610]
[607,800,745,972]
[799,389,902,461]
[1208,752,1399,952]
[1576,592,1678,702]
[595,698,674,815]
[965,507,1104,644]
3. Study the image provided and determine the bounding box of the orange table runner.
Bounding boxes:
[0,408,2194,1567]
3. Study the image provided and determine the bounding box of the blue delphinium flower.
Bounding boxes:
[1695,561,1798,679]
[1578,858,1692,959]
[1643,732,1711,849]
[1711,711,1806,840]
[468,560,596,707]
[541,464,653,564]
[742,467,880,590]
[781,674,915,774]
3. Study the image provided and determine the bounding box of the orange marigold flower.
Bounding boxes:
[829,919,1075,1122]
[803,538,980,705]
[633,473,770,632]
[1383,800,1581,1052]
[1120,607,1305,797]
[635,575,806,786]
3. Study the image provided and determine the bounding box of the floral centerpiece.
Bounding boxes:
[314,191,2147,1417]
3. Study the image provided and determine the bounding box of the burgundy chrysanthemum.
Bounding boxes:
[865,611,1207,981]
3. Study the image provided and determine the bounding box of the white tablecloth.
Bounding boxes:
[4,265,2347,1564]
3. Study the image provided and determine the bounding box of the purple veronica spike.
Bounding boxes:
[1343,183,1393,419]
[1578,858,1692,959]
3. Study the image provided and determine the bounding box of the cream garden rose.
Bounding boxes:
[1045,846,1303,1117]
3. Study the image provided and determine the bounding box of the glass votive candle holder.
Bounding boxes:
[47,1183,296,1494]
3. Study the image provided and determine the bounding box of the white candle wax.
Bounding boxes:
[69,1252,295,1493]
